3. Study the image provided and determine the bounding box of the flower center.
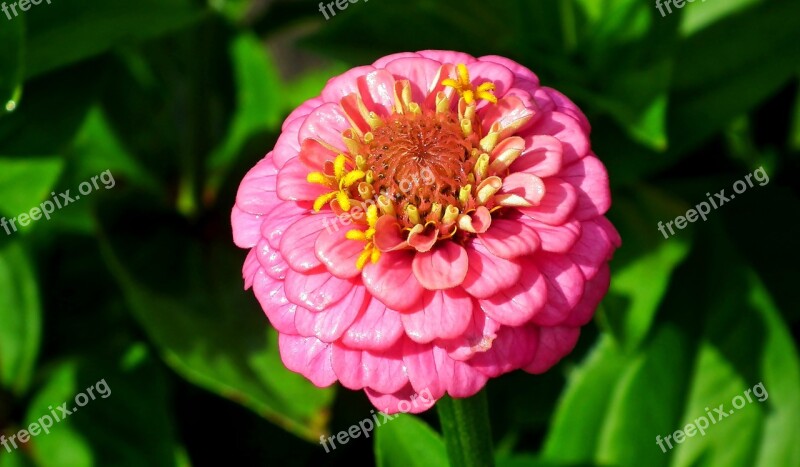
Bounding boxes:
[305,62,539,268]
[366,113,473,223]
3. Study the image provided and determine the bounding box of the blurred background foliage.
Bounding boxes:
[0,0,798,465]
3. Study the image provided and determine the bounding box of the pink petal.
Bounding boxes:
[517,177,578,226]
[357,70,396,117]
[478,218,541,259]
[511,134,563,178]
[373,215,407,251]
[563,264,610,326]
[273,118,303,168]
[534,87,590,133]
[283,96,323,131]
[341,298,404,351]
[278,334,337,387]
[480,95,536,136]
[417,50,476,65]
[298,102,350,153]
[276,157,330,202]
[479,256,547,326]
[412,242,469,290]
[568,218,618,280]
[255,238,289,280]
[462,238,523,299]
[260,200,311,249]
[478,55,541,88]
[298,138,337,171]
[467,60,515,98]
[560,154,612,220]
[231,205,264,248]
[284,268,355,312]
[321,65,376,103]
[518,217,581,253]
[469,325,539,377]
[280,214,336,272]
[294,283,366,342]
[242,249,260,290]
[523,326,580,374]
[501,172,546,205]
[403,341,488,399]
[252,269,298,335]
[235,156,280,214]
[365,384,438,415]
[372,52,421,68]
[441,306,501,361]
[331,342,408,393]
[527,111,589,165]
[383,57,442,103]
[401,288,474,343]
[315,222,365,279]
[531,253,585,326]
[362,250,425,311]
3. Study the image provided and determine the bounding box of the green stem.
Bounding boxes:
[436,390,495,467]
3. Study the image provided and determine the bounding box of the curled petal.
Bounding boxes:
[332,341,408,394]
[315,222,365,279]
[284,268,355,312]
[401,288,473,343]
[294,284,366,342]
[528,111,589,165]
[252,270,298,334]
[517,178,577,226]
[365,384,438,415]
[561,154,612,220]
[278,334,337,387]
[478,218,541,259]
[281,214,336,272]
[523,326,580,374]
[479,256,547,326]
[362,250,425,311]
[469,325,539,378]
[531,253,585,326]
[412,242,469,290]
[342,298,404,351]
[462,238,523,299]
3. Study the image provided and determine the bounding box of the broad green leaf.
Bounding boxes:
[375,415,449,467]
[602,186,692,350]
[0,242,40,395]
[0,14,24,114]
[669,0,800,154]
[206,33,282,193]
[542,337,630,462]
[680,0,763,36]
[99,232,334,442]
[595,326,691,467]
[0,158,63,223]
[25,0,204,77]
[4,346,180,466]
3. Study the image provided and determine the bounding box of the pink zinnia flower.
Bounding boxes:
[232,50,620,414]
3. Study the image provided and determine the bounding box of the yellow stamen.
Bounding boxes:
[311,154,365,212]
[441,63,497,105]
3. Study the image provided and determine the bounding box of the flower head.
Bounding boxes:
[232,50,620,414]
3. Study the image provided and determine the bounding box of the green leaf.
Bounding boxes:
[206,33,283,193]
[0,14,24,114]
[4,346,181,466]
[0,242,41,395]
[669,0,800,154]
[98,230,334,442]
[601,185,692,350]
[375,415,449,467]
[0,158,63,223]
[25,0,205,77]
[542,337,630,462]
